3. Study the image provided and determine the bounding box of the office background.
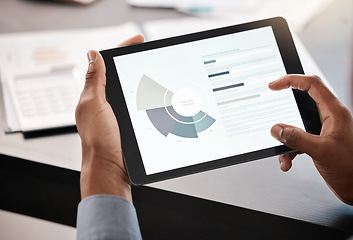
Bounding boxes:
[0,0,352,239]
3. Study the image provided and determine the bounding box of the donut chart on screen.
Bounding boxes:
[136,75,215,138]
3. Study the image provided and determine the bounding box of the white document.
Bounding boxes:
[0,22,141,132]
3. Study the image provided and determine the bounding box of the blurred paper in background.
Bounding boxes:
[0,23,141,133]
[128,0,334,31]
[127,0,257,9]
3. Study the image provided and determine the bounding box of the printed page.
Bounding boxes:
[0,23,141,132]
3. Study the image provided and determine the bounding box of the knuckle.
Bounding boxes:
[78,97,93,109]
[75,101,84,120]
[85,63,96,82]
[331,102,352,122]
[75,97,93,118]
[310,75,323,84]
[338,105,351,119]
[309,75,323,88]
[310,75,322,81]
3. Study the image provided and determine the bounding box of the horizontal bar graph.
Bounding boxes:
[217,94,261,106]
[203,60,216,64]
[212,83,244,92]
[208,71,230,78]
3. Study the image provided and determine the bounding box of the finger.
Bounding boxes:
[81,35,145,101]
[271,124,323,159]
[268,75,339,114]
[278,152,297,172]
[83,50,106,98]
[118,34,144,47]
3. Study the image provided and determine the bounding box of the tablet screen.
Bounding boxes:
[113,26,305,175]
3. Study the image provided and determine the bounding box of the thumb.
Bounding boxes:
[271,124,322,158]
[84,50,106,97]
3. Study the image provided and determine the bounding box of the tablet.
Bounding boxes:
[101,17,321,185]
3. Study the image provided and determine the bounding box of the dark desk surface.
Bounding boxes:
[1,154,351,240]
[0,0,353,238]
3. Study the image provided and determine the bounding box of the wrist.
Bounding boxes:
[80,145,132,202]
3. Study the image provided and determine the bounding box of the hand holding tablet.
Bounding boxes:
[100,17,321,185]
[76,18,353,205]
[75,35,145,201]
[269,74,353,205]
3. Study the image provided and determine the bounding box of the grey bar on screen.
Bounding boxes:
[204,60,216,64]
[213,83,244,92]
[208,71,229,78]
[217,94,261,106]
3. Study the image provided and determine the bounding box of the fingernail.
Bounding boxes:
[269,77,281,86]
[87,51,96,63]
[271,125,284,142]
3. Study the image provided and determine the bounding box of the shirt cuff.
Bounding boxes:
[77,194,142,240]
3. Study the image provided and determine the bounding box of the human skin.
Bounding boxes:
[75,35,144,202]
[269,75,353,205]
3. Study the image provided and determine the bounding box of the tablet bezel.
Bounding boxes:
[101,17,321,185]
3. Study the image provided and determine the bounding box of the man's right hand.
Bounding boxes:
[269,75,353,205]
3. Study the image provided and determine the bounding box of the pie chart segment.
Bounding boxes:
[192,111,207,122]
[146,107,176,136]
[136,74,173,111]
[166,105,195,123]
[170,121,198,138]
[193,114,216,133]
[136,75,216,138]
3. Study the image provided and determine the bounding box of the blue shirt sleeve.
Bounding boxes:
[77,194,142,240]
